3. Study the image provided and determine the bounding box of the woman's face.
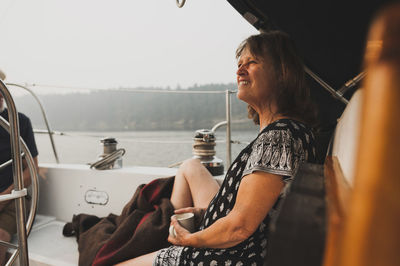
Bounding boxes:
[236,47,275,110]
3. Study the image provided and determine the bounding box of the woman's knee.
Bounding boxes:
[179,158,205,177]
[180,158,202,170]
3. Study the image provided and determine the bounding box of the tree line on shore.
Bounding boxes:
[14,83,257,132]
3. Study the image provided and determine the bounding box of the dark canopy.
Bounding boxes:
[227,0,395,162]
[227,0,395,124]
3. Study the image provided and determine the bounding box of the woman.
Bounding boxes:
[118,31,316,265]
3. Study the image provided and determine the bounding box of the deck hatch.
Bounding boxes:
[84,189,109,205]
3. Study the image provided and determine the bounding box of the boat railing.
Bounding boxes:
[0,80,39,266]
[5,83,60,164]
[26,86,239,167]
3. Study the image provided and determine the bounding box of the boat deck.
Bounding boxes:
[11,215,78,266]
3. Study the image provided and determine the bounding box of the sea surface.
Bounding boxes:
[34,130,259,168]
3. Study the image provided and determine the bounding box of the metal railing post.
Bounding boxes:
[0,80,29,265]
[225,90,232,166]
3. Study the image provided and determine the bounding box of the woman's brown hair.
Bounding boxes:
[236,31,317,126]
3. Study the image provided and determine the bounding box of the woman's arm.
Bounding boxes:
[169,171,284,249]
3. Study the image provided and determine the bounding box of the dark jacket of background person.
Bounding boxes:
[0,108,38,192]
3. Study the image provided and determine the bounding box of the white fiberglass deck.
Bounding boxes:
[12,215,78,266]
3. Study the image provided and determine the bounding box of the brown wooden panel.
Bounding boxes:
[338,4,400,266]
[323,156,352,266]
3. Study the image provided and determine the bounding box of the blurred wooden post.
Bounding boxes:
[323,156,352,266]
[337,4,400,266]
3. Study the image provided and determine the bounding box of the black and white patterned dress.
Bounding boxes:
[154,119,316,266]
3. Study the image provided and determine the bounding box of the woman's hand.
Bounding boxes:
[168,207,205,247]
[168,216,193,246]
[174,207,205,228]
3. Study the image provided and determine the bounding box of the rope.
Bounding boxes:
[90,148,125,170]
[192,140,216,157]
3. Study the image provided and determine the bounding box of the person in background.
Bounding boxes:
[118,31,317,265]
[0,74,39,265]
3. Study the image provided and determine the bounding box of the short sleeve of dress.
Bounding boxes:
[242,128,304,182]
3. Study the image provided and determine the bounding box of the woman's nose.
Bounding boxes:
[236,65,246,76]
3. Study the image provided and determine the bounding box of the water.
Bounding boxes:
[34,130,258,168]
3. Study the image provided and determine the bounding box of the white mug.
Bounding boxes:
[169,212,195,237]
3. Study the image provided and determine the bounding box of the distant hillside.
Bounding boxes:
[13,83,257,131]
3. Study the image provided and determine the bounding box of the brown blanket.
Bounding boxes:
[63,176,175,266]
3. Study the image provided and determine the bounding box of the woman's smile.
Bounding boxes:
[238,80,250,86]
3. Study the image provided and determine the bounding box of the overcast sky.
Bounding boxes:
[0,0,258,94]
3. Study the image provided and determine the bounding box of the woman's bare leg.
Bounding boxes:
[170,159,220,209]
[115,251,157,266]
[118,160,219,266]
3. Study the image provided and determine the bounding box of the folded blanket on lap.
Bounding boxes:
[62,176,175,266]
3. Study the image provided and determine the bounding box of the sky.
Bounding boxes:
[0,0,258,94]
